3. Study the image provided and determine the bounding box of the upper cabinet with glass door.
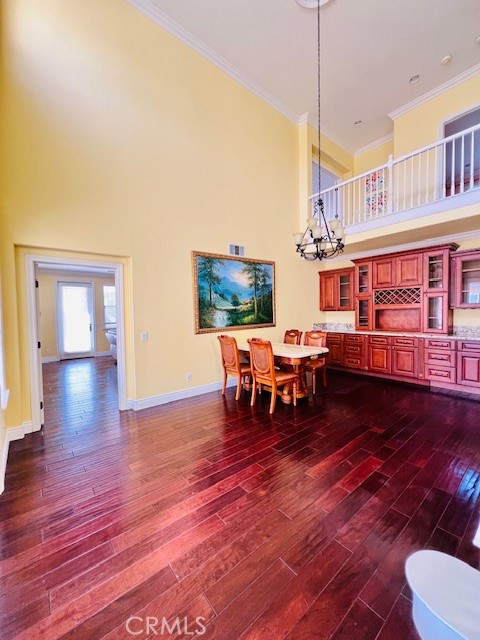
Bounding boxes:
[452,249,480,308]
[319,268,354,311]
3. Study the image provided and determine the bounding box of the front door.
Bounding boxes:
[57,282,94,359]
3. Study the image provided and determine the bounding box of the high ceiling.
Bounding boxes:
[127,0,480,153]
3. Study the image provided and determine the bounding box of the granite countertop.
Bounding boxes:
[313,323,480,340]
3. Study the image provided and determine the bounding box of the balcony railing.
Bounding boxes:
[310,123,480,228]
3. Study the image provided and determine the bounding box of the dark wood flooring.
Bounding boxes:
[1,357,479,639]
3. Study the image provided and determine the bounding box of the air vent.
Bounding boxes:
[228,243,245,257]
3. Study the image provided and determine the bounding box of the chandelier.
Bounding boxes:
[294,0,345,261]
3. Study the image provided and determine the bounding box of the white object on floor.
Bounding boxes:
[405,549,480,640]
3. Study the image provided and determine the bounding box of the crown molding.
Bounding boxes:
[125,0,298,123]
[388,63,480,121]
[298,113,356,155]
[354,133,394,157]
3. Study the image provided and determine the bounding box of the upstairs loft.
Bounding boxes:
[310,123,480,255]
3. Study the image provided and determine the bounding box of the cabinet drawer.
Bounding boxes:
[392,337,419,347]
[345,334,365,343]
[425,339,456,351]
[345,344,364,355]
[425,365,456,383]
[369,335,391,345]
[344,355,364,369]
[458,340,480,352]
[326,333,344,342]
[424,349,456,367]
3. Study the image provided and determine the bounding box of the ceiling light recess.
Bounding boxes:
[409,74,420,84]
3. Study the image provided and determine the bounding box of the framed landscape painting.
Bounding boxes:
[192,251,275,333]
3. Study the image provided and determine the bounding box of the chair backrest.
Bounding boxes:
[217,334,241,371]
[248,338,275,380]
[304,330,327,347]
[284,329,303,345]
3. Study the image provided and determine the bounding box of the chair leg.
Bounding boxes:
[322,366,327,387]
[235,376,242,401]
[269,384,277,414]
[312,369,316,395]
[293,380,297,407]
[251,377,257,406]
[222,371,227,395]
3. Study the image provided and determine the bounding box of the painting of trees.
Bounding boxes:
[193,252,275,333]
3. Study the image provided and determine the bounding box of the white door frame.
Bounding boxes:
[25,254,128,432]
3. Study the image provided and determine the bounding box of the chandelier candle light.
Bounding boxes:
[294,0,345,261]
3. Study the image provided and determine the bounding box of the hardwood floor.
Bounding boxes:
[1,357,479,639]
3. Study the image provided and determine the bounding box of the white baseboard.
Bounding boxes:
[0,421,33,494]
[41,356,60,364]
[131,378,237,411]
[95,351,111,357]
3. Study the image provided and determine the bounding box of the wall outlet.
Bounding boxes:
[140,331,148,342]
[185,372,192,383]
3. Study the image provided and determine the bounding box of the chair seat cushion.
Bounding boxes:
[272,371,298,384]
[240,364,251,374]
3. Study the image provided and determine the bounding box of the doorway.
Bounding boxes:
[26,254,128,433]
[57,281,95,359]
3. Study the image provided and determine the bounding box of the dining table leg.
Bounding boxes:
[280,364,308,403]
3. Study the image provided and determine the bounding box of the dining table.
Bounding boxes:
[237,341,329,403]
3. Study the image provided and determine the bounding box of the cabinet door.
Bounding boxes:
[368,345,392,374]
[457,351,480,387]
[396,253,422,286]
[355,261,372,295]
[423,292,451,334]
[453,253,480,308]
[326,341,343,365]
[424,249,448,292]
[392,346,418,378]
[319,273,337,310]
[355,295,372,331]
[338,272,353,310]
[373,258,395,288]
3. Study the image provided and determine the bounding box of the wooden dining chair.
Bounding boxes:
[284,329,303,345]
[303,330,327,394]
[217,335,251,401]
[248,338,298,414]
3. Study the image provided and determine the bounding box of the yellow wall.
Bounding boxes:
[394,74,480,157]
[354,138,394,176]
[0,0,320,430]
[38,272,115,359]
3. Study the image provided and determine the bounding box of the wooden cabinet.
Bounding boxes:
[424,338,456,384]
[324,330,479,395]
[326,333,344,365]
[451,249,480,308]
[456,340,480,387]
[352,244,458,334]
[424,292,451,334]
[422,248,453,334]
[372,252,422,288]
[343,334,367,369]
[390,337,419,378]
[354,261,372,330]
[368,336,391,374]
[319,269,353,311]
[373,257,396,288]
[396,253,423,286]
